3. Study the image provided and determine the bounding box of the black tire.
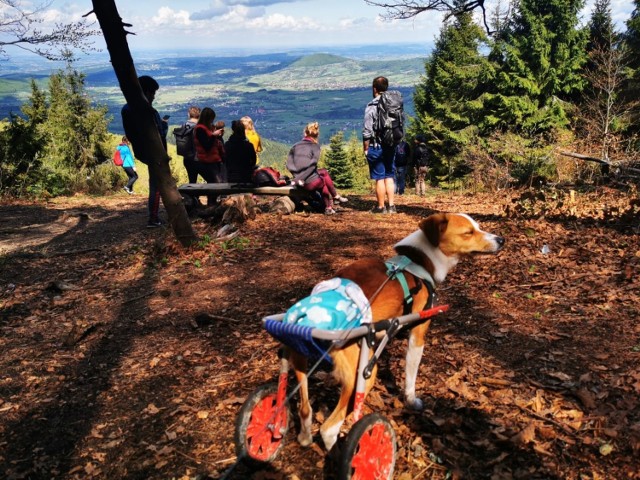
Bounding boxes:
[235,384,290,465]
[336,413,396,480]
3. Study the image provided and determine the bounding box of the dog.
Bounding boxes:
[288,212,505,451]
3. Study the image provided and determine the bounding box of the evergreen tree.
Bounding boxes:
[45,64,111,170]
[624,0,640,132]
[482,0,588,134]
[412,6,489,179]
[588,0,617,53]
[0,81,48,196]
[325,131,355,189]
[580,0,630,163]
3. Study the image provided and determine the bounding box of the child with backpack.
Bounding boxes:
[116,136,137,194]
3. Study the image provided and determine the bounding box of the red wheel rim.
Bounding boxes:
[245,393,284,461]
[350,423,394,480]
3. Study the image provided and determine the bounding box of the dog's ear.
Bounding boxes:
[420,214,448,247]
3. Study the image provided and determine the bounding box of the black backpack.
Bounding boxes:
[415,144,429,167]
[376,90,404,147]
[173,122,195,157]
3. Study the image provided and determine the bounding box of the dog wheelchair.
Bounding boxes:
[234,305,449,479]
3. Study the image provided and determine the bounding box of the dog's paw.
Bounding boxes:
[297,432,313,447]
[405,396,424,411]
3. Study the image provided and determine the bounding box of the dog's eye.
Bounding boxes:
[463,231,474,236]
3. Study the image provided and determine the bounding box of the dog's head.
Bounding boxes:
[420,213,504,257]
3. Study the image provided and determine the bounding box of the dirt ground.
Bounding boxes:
[0,188,639,480]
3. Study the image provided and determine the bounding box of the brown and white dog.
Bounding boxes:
[289,213,505,451]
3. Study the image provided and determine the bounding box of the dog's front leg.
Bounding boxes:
[405,320,431,410]
[291,353,313,447]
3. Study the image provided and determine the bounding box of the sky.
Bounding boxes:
[20,0,640,53]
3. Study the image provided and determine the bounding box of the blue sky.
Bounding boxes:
[42,0,638,52]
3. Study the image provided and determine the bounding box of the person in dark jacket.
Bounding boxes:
[224,120,257,184]
[286,121,347,215]
[394,138,410,195]
[121,75,167,227]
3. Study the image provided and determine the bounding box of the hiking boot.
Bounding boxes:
[370,206,387,214]
[334,195,348,204]
[387,204,397,214]
[324,207,337,215]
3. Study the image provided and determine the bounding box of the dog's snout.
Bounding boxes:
[495,236,505,249]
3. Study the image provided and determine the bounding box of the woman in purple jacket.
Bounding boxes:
[286,122,347,215]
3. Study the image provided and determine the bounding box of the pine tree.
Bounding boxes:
[412,6,489,179]
[45,64,111,170]
[482,0,588,134]
[325,131,354,189]
[580,0,631,163]
[624,0,640,132]
[0,81,48,196]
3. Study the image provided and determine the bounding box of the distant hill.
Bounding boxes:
[290,53,350,68]
[0,46,429,144]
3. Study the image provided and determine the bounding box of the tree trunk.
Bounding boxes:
[89,1,197,247]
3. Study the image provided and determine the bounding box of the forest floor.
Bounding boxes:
[0,187,639,480]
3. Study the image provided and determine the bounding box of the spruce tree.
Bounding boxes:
[325,131,354,189]
[580,0,629,162]
[412,6,489,179]
[624,0,640,131]
[45,64,111,170]
[0,81,48,196]
[482,0,588,134]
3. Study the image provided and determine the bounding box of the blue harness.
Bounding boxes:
[384,255,436,313]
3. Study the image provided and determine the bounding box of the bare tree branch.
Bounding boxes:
[364,0,494,34]
[0,0,98,61]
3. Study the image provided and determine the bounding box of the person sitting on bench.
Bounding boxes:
[224,120,257,184]
[286,121,348,215]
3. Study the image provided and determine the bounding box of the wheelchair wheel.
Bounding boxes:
[336,413,396,480]
[235,384,289,464]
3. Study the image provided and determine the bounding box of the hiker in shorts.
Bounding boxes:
[363,76,396,214]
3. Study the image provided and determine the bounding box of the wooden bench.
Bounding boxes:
[177,182,318,211]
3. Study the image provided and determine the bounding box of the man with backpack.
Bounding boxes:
[363,76,403,214]
[174,106,200,183]
[413,134,430,196]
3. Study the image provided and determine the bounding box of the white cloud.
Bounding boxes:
[247,13,323,32]
[151,7,192,26]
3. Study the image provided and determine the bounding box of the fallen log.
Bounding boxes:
[558,150,640,175]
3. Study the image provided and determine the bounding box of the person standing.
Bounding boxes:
[224,120,257,184]
[178,106,200,183]
[118,136,137,194]
[240,116,263,164]
[121,75,168,228]
[394,138,410,195]
[363,76,396,214]
[413,134,430,196]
